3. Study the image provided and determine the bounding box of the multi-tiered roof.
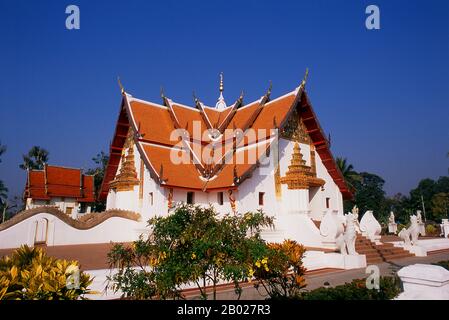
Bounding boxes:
[24,165,95,202]
[99,73,352,200]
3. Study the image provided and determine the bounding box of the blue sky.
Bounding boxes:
[0,0,448,200]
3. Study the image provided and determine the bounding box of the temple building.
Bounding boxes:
[100,73,352,245]
[24,164,95,217]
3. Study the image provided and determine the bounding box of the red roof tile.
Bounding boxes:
[24,165,95,202]
[99,84,352,200]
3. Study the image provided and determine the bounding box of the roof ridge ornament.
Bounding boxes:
[117,76,125,95]
[266,80,273,99]
[160,86,165,99]
[215,72,227,110]
[301,68,309,88]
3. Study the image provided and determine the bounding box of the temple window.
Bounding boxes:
[149,192,153,206]
[79,203,87,213]
[187,192,195,204]
[218,192,224,205]
[326,197,330,209]
[259,192,265,206]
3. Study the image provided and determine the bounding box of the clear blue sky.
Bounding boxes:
[0,0,448,200]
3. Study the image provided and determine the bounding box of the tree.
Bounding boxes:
[108,204,277,300]
[383,193,410,224]
[336,157,361,192]
[0,142,6,163]
[19,146,49,170]
[353,172,388,222]
[0,181,8,206]
[85,151,109,212]
[431,193,449,220]
[0,142,8,221]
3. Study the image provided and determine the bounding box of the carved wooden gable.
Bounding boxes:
[280,107,311,144]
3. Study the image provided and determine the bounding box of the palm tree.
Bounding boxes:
[0,142,6,163]
[0,180,7,203]
[19,146,49,170]
[336,157,361,191]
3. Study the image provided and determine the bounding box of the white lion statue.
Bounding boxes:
[398,215,420,247]
[336,212,358,255]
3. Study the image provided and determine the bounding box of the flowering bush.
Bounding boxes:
[251,239,307,299]
[108,204,275,300]
[0,245,94,300]
[298,276,401,300]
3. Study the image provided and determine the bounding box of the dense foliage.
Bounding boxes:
[85,151,109,211]
[108,205,276,299]
[433,260,449,271]
[338,157,449,224]
[252,239,307,300]
[19,146,49,170]
[298,276,402,300]
[0,245,94,300]
[108,205,308,300]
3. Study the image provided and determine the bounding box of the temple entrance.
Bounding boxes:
[34,218,48,245]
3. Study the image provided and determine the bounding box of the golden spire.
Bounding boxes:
[117,76,125,95]
[109,136,139,192]
[215,72,227,109]
[301,68,309,88]
[219,72,224,93]
[280,142,325,190]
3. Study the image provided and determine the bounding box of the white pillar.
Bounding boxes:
[284,189,309,214]
[396,264,449,300]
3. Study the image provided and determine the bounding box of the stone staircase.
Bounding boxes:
[355,234,414,264]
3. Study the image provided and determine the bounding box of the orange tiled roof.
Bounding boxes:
[99,82,352,200]
[24,165,95,202]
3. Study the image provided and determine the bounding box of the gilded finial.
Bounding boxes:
[117,76,125,94]
[267,80,273,97]
[219,72,224,93]
[160,86,165,99]
[301,68,309,88]
[215,72,227,109]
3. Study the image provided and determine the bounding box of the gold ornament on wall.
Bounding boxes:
[280,143,325,190]
[281,108,311,144]
[109,129,140,192]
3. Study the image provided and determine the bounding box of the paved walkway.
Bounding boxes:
[187,249,449,300]
[0,242,121,270]
[2,243,448,300]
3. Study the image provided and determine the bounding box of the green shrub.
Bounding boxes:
[252,239,307,300]
[108,204,276,300]
[433,261,449,271]
[425,224,440,236]
[298,276,402,300]
[0,245,95,300]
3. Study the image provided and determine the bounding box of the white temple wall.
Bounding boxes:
[0,212,141,249]
[169,189,233,215]
[28,198,78,213]
[314,150,344,215]
[105,138,344,224]
[138,155,166,221]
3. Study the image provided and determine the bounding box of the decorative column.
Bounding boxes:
[280,143,325,214]
[109,140,140,211]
